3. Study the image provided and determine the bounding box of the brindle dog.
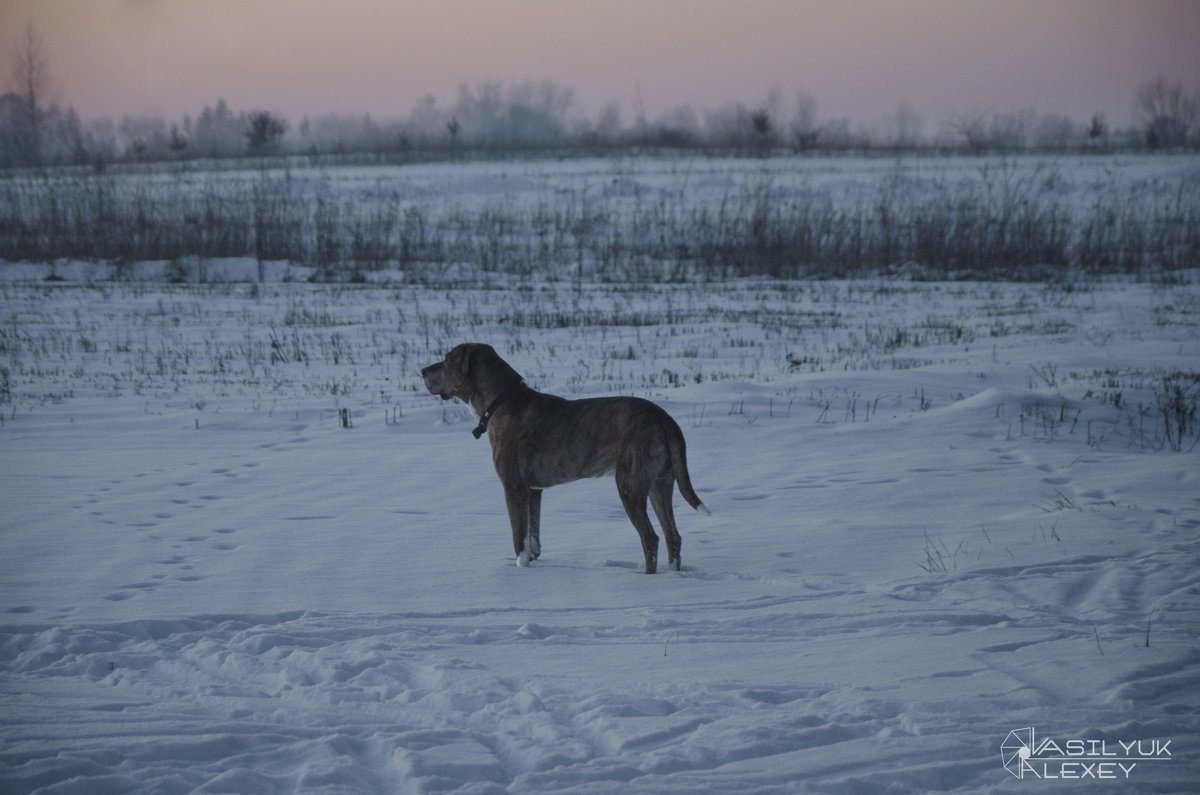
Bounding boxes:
[422,343,709,573]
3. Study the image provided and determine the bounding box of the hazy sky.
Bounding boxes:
[3,0,1198,130]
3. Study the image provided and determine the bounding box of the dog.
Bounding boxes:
[422,343,709,573]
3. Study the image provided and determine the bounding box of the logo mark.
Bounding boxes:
[1001,727,1171,780]
[1002,728,1035,778]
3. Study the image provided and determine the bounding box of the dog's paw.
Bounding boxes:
[516,550,531,567]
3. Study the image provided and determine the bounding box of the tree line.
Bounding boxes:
[2,22,1198,169]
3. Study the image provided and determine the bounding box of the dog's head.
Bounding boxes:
[421,342,511,403]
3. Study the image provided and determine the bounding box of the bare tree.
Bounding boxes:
[8,21,52,164]
[244,110,288,153]
[946,111,991,153]
[1086,113,1108,149]
[989,110,1035,151]
[591,102,622,145]
[451,79,579,149]
[752,86,782,149]
[1034,113,1076,151]
[883,100,923,150]
[168,124,189,157]
[791,92,820,151]
[648,104,700,147]
[119,115,169,160]
[194,98,241,157]
[750,107,772,137]
[1136,76,1197,149]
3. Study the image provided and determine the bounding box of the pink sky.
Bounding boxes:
[3,0,1198,130]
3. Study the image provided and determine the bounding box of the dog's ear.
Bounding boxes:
[445,343,470,377]
[445,343,482,385]
[463,343,496,379]
[462,344,480,380]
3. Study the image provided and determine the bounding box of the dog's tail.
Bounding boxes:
[667,423,711,516]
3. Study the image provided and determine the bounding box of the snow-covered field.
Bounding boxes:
[2,266,1197,793]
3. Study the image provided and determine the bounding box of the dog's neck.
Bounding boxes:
[471,380,525,439]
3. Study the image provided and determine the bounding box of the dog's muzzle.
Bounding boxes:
[421,362,454,400]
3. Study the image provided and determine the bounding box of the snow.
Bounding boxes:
[3,171,1200,790]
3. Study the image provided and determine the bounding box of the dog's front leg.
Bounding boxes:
[503,485,533,567]
[528,489,542,560]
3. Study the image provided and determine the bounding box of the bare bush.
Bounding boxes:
[1155,373,1200,452]
[1136,77,1199,150]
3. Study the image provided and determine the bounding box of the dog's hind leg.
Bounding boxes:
[649,478,681,571]
[528,489,542,560]
[618,480,659,574]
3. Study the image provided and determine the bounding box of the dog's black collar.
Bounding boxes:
[472,380,525,439]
